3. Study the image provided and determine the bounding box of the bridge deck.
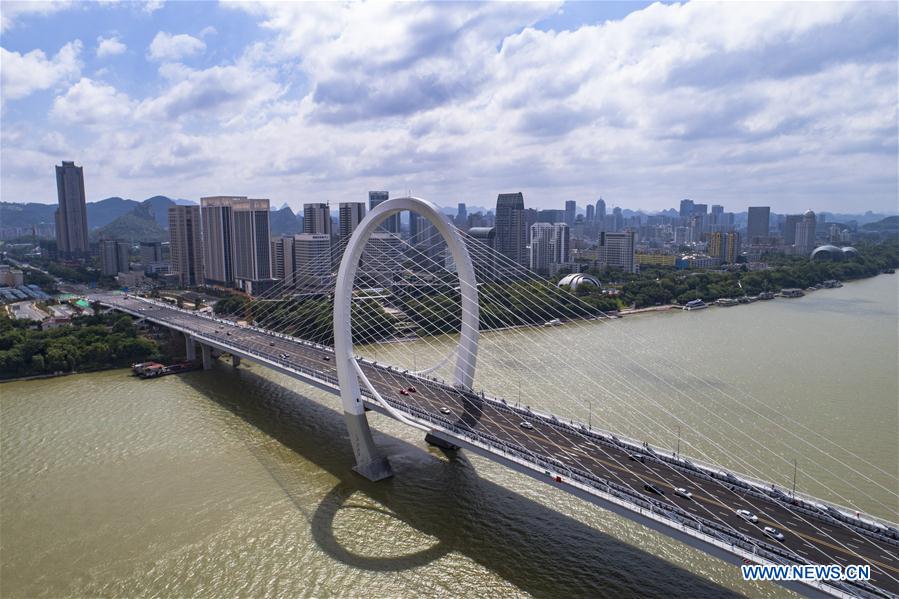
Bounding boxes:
[100,295,899,598]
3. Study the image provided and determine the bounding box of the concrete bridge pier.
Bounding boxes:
[231,355,241,368]
[185,334,196,361]
[201,344,213,370]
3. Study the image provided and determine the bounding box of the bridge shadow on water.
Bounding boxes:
[182,364,743,599]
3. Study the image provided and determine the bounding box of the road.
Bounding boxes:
[100,294,899,598]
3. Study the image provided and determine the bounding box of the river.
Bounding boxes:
[2,275,896,598]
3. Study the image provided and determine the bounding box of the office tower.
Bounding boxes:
[722,212,735,228]
[200,196,237,286]
[468,226,496,280]
[361,232,403,285]
[456,203,468,228]
[596,198,606,222]
[168,205,204,287]
[747,206,771,243]
[54,161,90,255]
[711,205,724,223]
[693,203,708,217]
[338,202,366,243]
[495,192,527,267]
[783,214,802,246]
[408,211,422,245]
[304,203,332,236]
[293,233,332,288]
[585,204,595,224]
[99,239,130,276]
[611,207,623,232]
[271,236,295,284]
[709,232,741,263]
[369,191,399,234]
[529,222,569,275]
[600,231,636,273]
[232,198,272,286]
[565,200,577,226]
[795,210,817,254]
[536,209,565,223]
[140,241,163,264]
[679,199,694,219]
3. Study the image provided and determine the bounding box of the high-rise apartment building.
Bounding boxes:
[201,196,237,286]
[303,203,332,236]
[529,222,570,275]
[747,206,771,244]
[600,231,636,273]
[468,227,496,280]
[168,205,204,287]
[709,231,741,263]
[783,214,802,246]
[495,192,527,267]
[368,191,399,234]
[271,236,295,284]
[99,239,130,276]
[338,202,366,242]
[55,161,90,255]
[795,210,817,255]
[200,196,271,289]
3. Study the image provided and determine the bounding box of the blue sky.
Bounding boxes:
[1,1,896,214]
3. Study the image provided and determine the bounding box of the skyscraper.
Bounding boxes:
[564,200,577,226]
[99,239,130,276]
[293,233,332,288]
[783,214,802,246]
[303,203,332,236]
[679,199,694,219]
[529,222,569,275]
[611,207,623,232]
[55,161,89,255]
[338,202,366,242]
[456,203,468,228]
[168,205,204,287]
[747,206,771,243]
[231,198,272,285]
[709,232,741,263]
[710,204,724,224]
[468,227,496,280]
[585,204,595,224]
[795,210,817,255]
[201,196,237,286]
[368,191,399,234]
[596,198,606,221]
[495,192,527,267]
[600,231,636,273]
[271,236,295,284]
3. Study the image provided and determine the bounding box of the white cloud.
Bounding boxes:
[1,40,82,101]
[96,35,127,58]
[147,31,205,62]
[143,0,164,14]
[0,0,72,33]
[51,77,135,125]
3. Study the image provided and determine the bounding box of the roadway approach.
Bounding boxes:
[95,293,899,599]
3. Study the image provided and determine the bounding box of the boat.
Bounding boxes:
[716,298,739,307]
[544,319,562,326]
[757,291,775,300]
[781,288,805,298]
[683,299,708,311]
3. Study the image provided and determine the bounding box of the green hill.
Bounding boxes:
[93,202,166,243]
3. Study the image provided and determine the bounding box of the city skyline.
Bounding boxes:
[2,2,897,213]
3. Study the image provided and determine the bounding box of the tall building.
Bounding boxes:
[679,199,694,219]
[467,227,496,280]
[710,204,724,225]
[271,236,295,284]
[54,161,89,255]
[293,233,332,288]
[368,191,399,234]
[611,207,623,232]
[529,222,569,275]
[168,205,204,287]
[99,239,130,276]
[361,232,404,285]
[600,231,636,273]
[795,210,817,255]
[456,203,468,228]
[140,241,168,275]
[495,192,527,267]
[596,198,606,222]
[232,198,272,286]
[304,203,332,236]
[585,204,595,224]
[564,200,577,226]
[709,232,741,263]
[200,196,237,286]
[747,206,771,243]
[338,202,366,243]
[783,214,802,246]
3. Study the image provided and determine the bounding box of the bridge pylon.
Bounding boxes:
[334,197,480,481]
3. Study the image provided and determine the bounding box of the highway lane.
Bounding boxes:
[105,295,899,597]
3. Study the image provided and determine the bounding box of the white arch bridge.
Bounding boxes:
[92,198,898,599]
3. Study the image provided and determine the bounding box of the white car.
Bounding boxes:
[520,421,534,430]
[736,509,759,523]
[674,487,693,500]
[763,526,785,541]
[439,407,452,415]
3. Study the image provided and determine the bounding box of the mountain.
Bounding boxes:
[86,197,139,229]
[270,206,302,236]
[0,202,56,227]
[93,201,167,243]
[862,215,899,231]
[141,196,177,230]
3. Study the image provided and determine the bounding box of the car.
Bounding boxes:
[270,342,275,346]
[440,407,452,415]
[674,487,693,500]
[763,526,785,541]
[736,509,758,523]
[628,453,645,463]
[399,388,409,396]
[323,356,330,361]
[643,483,664,496]
[519,421,534,430]
[407,386,417,393]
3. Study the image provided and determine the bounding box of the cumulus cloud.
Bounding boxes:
[51,77,135,125]
[147,31,205,62]
[0,0,72,33]
[143,0,164,14]
[96,35,127,58]
[1,40,82,101]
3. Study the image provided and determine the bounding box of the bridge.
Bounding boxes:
[93,197,898,598]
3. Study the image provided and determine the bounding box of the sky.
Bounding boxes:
[1,0,897,215]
